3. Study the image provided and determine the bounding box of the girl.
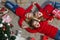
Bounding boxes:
[35,2,60,20]
[35,2,55,21]
[22,19,60,40]
[5,1,35,17]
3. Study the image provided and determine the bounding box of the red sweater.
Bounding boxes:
[15,4,33,17]
[35,3,54,20]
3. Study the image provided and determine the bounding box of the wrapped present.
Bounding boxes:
[52,9,60,19]
[2,14,12,23]
[0,7,8,14]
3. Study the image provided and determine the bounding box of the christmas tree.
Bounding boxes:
[0,18,16,40]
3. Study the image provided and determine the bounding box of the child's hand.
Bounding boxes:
[32,2,37,6]
[22,21,28,28]
[22,25,28,28]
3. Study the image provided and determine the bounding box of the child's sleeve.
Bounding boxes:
[25,4,33,13]
[35,3,43,11]
[25,27,38,33]
[48,15,54,21]
[18,17,26,28]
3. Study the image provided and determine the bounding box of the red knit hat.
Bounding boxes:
[15,7,25,17]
